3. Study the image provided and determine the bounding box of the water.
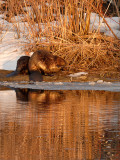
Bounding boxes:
[0,87,120,160]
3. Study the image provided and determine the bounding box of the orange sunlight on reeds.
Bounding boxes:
[1,0,120,71]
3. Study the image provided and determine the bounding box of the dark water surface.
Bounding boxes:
[0,87,120,160]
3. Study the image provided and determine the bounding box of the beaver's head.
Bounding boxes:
[54,56,66,67]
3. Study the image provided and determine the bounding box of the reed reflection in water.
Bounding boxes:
[0,88,120,160]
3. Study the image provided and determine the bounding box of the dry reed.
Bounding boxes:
[1,0,120,71]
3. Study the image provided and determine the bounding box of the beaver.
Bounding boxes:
[6,50,66,82]
[28,50,66,75]
[6,56,30,77]
[29,71,43,82]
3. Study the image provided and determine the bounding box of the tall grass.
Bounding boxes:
[1,0,120,71]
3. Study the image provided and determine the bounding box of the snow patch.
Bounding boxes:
[0,81,120,91]
[0,12,120,71]
[68,72,88,77]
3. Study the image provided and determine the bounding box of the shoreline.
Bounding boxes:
[0,69,120,83]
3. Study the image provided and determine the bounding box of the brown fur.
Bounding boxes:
[29,71,43,82]
[16,56,30,74]
[6,56,30,77]
[28,50,66,74]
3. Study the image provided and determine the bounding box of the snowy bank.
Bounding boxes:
[0,81,120,92]
[0,11,120,70]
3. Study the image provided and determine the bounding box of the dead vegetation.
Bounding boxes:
[0,0,120,71]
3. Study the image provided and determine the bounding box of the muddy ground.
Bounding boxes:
[0,69,120,83]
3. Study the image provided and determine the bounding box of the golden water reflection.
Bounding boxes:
[0,88,120,160]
